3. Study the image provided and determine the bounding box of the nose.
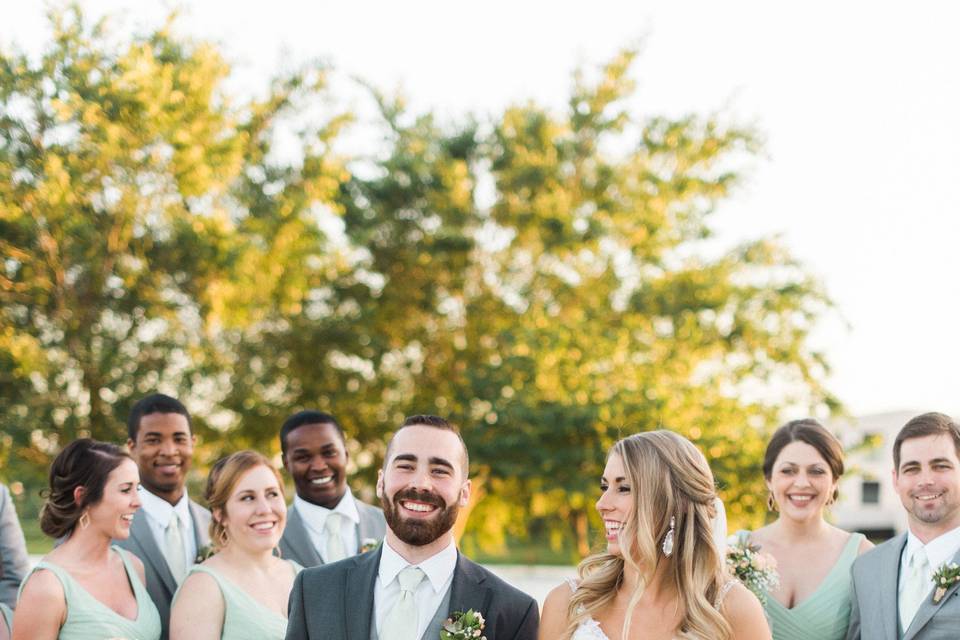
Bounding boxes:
[407,467,433,492]
[159,438,177,457]
[309,455,329,472]
[131,492,142,510]
[254,495,272,513]
[596,489,613,514]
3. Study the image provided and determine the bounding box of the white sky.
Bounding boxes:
[3,1,959,417]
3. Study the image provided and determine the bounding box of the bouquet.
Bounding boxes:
[725,536,779,605]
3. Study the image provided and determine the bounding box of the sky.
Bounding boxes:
[3,1,958,418]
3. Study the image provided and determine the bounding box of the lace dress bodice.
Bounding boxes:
[567,578,737,640]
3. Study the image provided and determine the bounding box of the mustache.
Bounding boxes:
[391,488,446,509]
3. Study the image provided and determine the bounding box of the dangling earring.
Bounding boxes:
[661,516,675,557]
[767,493,778,512]
[78,512,90,529]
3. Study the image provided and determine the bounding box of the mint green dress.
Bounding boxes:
[176,561,302,640]
[20,545,161,640]
[735,530,864,640]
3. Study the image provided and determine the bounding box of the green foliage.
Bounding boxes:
[1,7,837,559]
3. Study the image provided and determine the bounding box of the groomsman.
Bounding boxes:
[0,482,29,610]
[279,410,387,567]
[847,412,960,640]
[116,393,212,640]
[285,414,539,640]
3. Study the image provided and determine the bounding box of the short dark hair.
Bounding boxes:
[763,418,845,502]
[40,439,132,538]
[280,410,345,458]
[127,393,191,441]
[893,412,960,471]
[385,414,469,473]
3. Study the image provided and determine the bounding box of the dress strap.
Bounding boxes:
[714,579,737,610]
[566,577,579,594]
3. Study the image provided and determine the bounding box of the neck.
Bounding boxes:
[773,513,829,541]
[63,526,114,564]
[910,516,960,545]
[385,530,454,565]
[217,542,277,570]
[147,485,185,506]
[298,490,346,510]
[619,556,673,601]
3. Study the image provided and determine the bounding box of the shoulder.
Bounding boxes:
[190,500,212,522]
[299,555,356,587]
[118,548,147,585]
[719,581,768,637]
[542,581,574,614]
[18,567,66,613]
[853,534,901,573]
[176,566,222,603]
[855,533,875,555]
[357,501,386,521]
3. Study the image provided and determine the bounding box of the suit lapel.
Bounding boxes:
[884,533,907,640]
[344,546,380,640]
[188,500,209,550]
[286,508,323,566]
[447,553,492,623]
[903,545,960,640]
[131,507,177,596]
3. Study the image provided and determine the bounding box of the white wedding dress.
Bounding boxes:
[567,578,737,640]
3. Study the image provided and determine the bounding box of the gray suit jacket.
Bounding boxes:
[0,484,30,609]
[847,532,960,640]
[279,499,387,568]
[285,547,539,640]
[114,499,211,640]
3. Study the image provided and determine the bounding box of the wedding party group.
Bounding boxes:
[0,393,958,640]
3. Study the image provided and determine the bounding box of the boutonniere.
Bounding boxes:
[932,562,960,603]
[440,609,486,640]
[360,538,381,554]
[195,543,216,563]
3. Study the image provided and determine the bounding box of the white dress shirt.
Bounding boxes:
[293,489,360,561]
[138,488,197,567]
[374,539,458,640]
[898,524,960,602]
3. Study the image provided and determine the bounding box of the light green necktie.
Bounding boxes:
[381,566,426,640]
[324,512,347,562]
[899,547,930,631]
[165,512,187,583]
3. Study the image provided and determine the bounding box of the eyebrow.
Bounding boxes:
[392,454,455,470]
[903,457,954,467]
[143,430,189,438]
[601,476,626,483]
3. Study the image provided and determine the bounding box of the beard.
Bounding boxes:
[381,487,460,546]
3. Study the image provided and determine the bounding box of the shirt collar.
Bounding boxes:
[907,524,960,569]
[294,487,360,531]
[139,487,191,526]
[378,538,458,594]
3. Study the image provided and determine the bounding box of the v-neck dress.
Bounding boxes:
[177,561,302,640]
[736,530,864,640]
[20,546,161,640]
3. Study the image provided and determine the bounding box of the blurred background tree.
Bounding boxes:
[0,5,836,559]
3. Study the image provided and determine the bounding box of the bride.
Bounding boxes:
[540,430,770,640]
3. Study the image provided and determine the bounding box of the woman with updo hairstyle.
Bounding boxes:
[733,419,873,640]
[13,439,161,640]
[540,430,770,640]
[170,450,300,640]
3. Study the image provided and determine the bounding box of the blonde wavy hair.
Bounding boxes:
[564,430,732,640]
[205,450,285,549]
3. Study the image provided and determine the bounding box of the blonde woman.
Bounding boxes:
[540,431,770,640]
[170,451,300,640]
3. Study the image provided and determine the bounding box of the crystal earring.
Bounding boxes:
[662,516,675,557]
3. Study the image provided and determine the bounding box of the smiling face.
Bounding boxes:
[767,440,837,522]
[127,412,194,505]
[377,425,470,548]
[85,458,141,540]
[283,422,348,508]
[596,453,634,556]
[218,464,287,552]
[894,434,960,539]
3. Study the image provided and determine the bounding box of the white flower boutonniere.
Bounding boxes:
[932,562,960,603]
[360,538,381,554]
[440,609,486,640]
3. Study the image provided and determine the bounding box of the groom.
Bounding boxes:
[847,412,960,640]
[285,414,539,640]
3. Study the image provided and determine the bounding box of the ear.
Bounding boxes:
[126,437,136,452]
[458,479,472,508]
[375,469,384,499]
[73,485,86,506]
[212,507,224,524]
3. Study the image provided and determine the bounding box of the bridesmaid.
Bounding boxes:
[13,439,161,639]
[736,419,873,640]
[170,451,300,640]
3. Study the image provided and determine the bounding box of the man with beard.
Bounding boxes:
[285,414,539,640]
[847,412,960,640]
[279,410,387,566]
[115,393,212,640]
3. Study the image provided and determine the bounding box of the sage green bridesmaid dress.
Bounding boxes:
[735,530,865,640]
[19,545,161,639]
[175,560,302,640]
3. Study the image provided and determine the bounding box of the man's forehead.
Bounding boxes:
[900,434,960,462]
[388,425,467,465]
